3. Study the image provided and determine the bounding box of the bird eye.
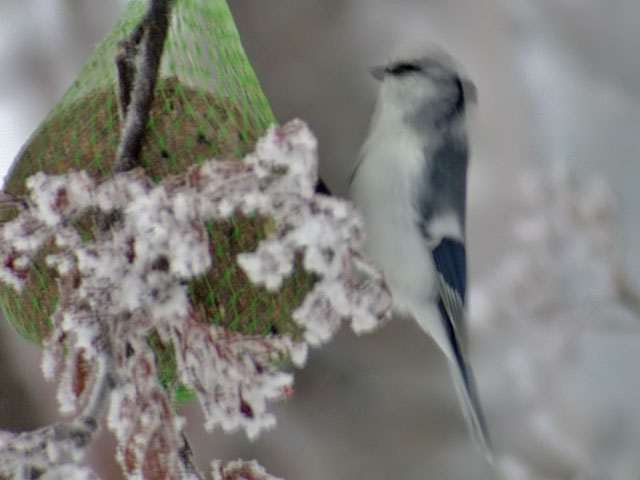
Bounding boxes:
[386,62,422,76]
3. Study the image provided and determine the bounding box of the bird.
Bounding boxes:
[348,44,493,460]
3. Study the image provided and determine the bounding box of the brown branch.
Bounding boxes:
[115,0,174,173]
[116,21,146,121]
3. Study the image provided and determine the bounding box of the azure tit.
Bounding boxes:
[349,44,492,460]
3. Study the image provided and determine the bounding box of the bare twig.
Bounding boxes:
[178,432,201,477]
[115,0,174,173]
[116,20,146,121]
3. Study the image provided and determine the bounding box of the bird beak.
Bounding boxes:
[461,78,477,105]
[369,65,386,81]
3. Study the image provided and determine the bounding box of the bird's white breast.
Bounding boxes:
[349,119,439,314]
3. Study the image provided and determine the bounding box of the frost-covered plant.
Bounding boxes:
[211,459,283,480]
[472,165,640,480]
[474,165,624,324]
[0,120,391,479]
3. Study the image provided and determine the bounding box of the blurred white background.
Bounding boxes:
[1,1,640,479]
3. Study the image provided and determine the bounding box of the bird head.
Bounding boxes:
[371,44,476,125]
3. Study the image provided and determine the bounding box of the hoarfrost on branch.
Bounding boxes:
[0,120,391,478]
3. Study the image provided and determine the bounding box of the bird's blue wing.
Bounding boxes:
[431,237,493,458]
[432,237,466,303]
[431,237,467,333]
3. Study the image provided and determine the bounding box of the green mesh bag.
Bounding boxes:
[1,0,313,358]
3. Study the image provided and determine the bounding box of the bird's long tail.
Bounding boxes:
[447,357,494,463]
[437,300,494,463]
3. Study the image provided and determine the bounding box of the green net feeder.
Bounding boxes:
[1,0,314,367]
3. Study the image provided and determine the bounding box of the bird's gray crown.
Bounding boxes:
[371,43,477,107]
[387,43,459,73]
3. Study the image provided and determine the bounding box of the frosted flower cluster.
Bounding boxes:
[0,120,391,479]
